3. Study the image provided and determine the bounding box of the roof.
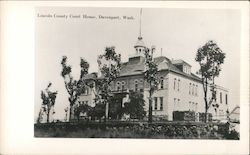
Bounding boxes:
[119,56,202,82]
[230,106,240,115]
[134,37,145,48]
[229,106,240,123]
[119,57,145,76]
[82,72,98,80]
[172,59,192,67]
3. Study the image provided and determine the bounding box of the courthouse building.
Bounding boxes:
[75,34,229,122]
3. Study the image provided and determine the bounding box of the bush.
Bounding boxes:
[34,121,238,139]
[173,111,195,121]
[199,113,212,122]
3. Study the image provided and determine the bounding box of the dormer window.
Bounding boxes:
[172,60,192,75]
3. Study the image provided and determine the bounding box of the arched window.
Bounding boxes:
[116,81,121,91]
[160,77,164,89]
[134,80,138,91]
[160,97,163,110]
[189,101,191,111]
[225,94,228,105]
[174,78,176,90]
[121,81,125,90]
[192,102,195,111]
[192,84,195,95]
[154,97,158,110]
[178,79,180,91]
[189,83,191,94]
[220,92,223,103]
[83,87,88,95]
[195,85,198,96]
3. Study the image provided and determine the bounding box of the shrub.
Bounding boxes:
[173,111,195,121]
[199,113,212,122]
[34,121,238,139]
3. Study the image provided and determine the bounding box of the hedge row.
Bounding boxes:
[34,121,239,139]
[173,111,212,122]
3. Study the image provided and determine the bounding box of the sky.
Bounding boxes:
[35,7,241,121]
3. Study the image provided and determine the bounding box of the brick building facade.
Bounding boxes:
[74,36,229,122]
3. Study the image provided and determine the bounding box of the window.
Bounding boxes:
[116,82,120,91]
[189,101,191,111]
[174,98,176,110]
[225,94,228,105]
[121,81,125,90]
[160,97,163,110]
[178,79,180,91]
[214,91,217,101]
[135,80,138,91]
[83,87,89,95]
[220,92,222,103]
[189,83,191,94]
[192,102,195,111]
[174,78,176,90]
[195,85,198,96]
[192,84,194,95]
[166,77,168,89]
[160,77,164,89]
[154,97,158,110]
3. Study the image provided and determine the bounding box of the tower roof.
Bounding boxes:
[134,37,145,48]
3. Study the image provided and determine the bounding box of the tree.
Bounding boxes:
[60,56,90,120]
[144,47,159,123]
[64,107,69,122]
[195,40,226,122]
[40,82,58,123]
[96,47,121,122]
[89,101,106,121]
[123,92,146,120]
[109,94,124,120]
[37,106,45,123]
[74,103,92,122]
